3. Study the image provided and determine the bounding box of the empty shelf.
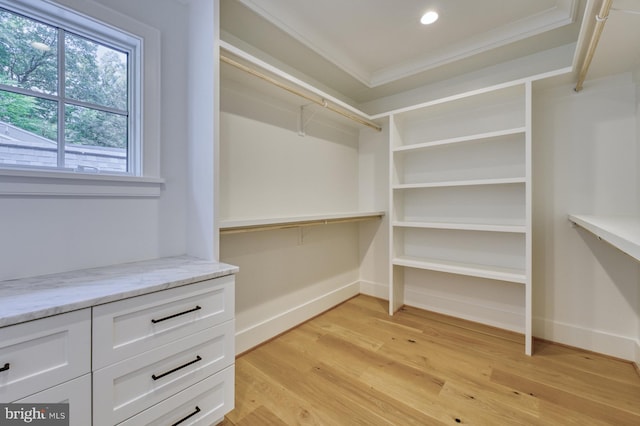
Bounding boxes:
[568,214,640,262]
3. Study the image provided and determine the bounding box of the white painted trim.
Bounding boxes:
[534,316,638,362]
[0,169,163,197]
[234,0,577,88]
[371,1,579,86]
[369,65,573,120]
[232,0,372,87]
[635,339,640,370]
[359,280,388,301]
[234,281,360,354]
[404,287,525,333]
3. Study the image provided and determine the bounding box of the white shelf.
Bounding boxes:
[568,215,640,262]
[388,80,532,355]
[392,256,527,284]
[220,211,385,234]
[220,41,380,132]
[393,177,525,190]
[392,127,526,153]
[393,221,526,233]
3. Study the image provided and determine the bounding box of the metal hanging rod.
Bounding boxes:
[575,0,613,92]
[220,54,382,132]
[219,212,384,235]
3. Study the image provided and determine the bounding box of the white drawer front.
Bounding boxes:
[93,320,235,426]
[93,275,234,369]
[118,365,234,426]
[0,309,91,402]
[15,374,92,426]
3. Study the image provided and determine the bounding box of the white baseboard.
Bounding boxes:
[234,282,640,366]
[359,280,388,300]
[405,288,525,333]
[534,316,638,362]
[235,281,360,354]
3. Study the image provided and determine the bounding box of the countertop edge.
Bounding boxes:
[0,256,239,328]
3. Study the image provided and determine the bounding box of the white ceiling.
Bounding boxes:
[220,0,640,104]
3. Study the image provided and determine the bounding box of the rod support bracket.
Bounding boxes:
[298,103,320,137]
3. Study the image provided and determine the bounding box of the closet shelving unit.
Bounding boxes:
[388,81,533,355]
[218,41,384,233]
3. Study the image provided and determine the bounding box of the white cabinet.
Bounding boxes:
[15,375,92,426]
[0,264,236,426]
[389,82,532,354]
[92,276,235,426]
[0,309,91,403]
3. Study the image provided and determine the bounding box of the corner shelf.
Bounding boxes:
[568,215,640,262]
[219,211,385,234]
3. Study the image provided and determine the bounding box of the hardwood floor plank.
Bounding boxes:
[230,357,327,425]
[244,346,397,425]
[225,295,640,425]
[490,367,640,425]
[533,339,640,385]
[312,361,448,425]
[234,406,289,426]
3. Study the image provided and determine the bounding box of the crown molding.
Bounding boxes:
[236,0,579,88]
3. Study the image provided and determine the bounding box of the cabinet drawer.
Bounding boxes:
[118,365,234,426]
[93,275,234,369]
[15,374,91,426]
[93,320,235,426]
[0,309,91,402]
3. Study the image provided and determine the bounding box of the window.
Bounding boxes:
[0,0,140,176]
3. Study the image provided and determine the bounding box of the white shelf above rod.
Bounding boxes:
[219,52,381,132]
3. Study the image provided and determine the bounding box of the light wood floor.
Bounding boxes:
[222,295,640,425]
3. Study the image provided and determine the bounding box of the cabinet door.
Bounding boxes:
[15,374,91,426]
[0,309,91,402]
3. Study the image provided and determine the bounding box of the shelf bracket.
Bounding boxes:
[298,102,325,137]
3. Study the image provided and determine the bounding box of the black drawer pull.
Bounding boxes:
[0,363,9,372]
[151,355,202,381]
[151,306,202,323]
[172,406,201,426]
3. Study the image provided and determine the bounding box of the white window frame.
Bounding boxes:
[0,0,163,197]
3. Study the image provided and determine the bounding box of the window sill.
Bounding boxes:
[0,168,164,197]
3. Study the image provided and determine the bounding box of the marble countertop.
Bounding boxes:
[0,256,238,328]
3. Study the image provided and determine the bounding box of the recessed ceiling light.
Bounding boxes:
[420,11,439,25]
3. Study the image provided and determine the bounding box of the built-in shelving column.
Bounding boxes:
[388,82,532,354]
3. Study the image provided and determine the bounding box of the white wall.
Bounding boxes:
[0,0,189,280]
[186,0,218,262]
[533,72,640,360]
